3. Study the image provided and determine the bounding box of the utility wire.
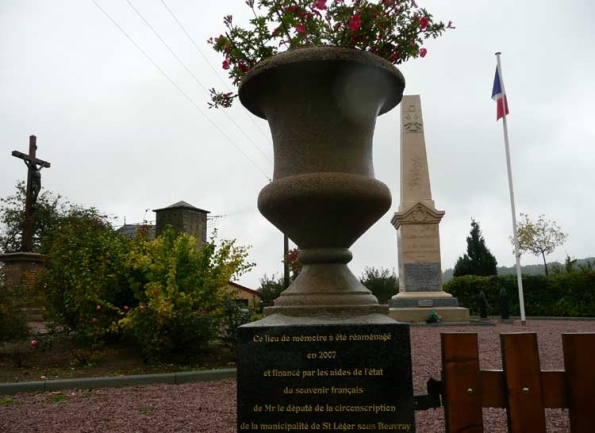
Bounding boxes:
[159,0,273,143]
[126,0,273,166]
[89,0,271,181]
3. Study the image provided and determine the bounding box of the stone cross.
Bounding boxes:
[11,135,51,252]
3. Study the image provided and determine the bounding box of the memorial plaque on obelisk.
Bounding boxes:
[388,96,469,323]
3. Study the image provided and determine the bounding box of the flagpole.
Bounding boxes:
[496,52,527,326]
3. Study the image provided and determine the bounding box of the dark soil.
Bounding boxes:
[0,339,236,383]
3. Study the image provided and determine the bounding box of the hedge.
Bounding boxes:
[444,271,595,317]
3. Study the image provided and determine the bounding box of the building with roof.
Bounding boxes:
[153,200,210,248]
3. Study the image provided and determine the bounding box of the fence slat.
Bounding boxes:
[563,333,595,433]
[501,333,546,433]
[480,370,505,407]
[540,371,567,408]
[441,333,483,433]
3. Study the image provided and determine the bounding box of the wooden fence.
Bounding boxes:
[441,332,595,433]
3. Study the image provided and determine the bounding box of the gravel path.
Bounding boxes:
[1,320,594,433]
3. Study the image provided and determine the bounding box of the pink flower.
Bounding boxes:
[350,13,361,32]
[222,59,230,70]
[313,0,327,10]
[30,339,38,348]
[92,318,98,323]
[419,48,428,58]
[96,305,101,311]
[123,305,129,311]
[295,24,306,34]
[419,16,429,30]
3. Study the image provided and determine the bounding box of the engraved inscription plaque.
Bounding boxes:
[417,299,434,307]
[403,263,441,293]
[237,323,415,432]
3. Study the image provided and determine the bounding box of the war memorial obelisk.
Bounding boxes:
[389,95,469,323]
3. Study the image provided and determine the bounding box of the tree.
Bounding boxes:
[359,267,399,304]
[40,207,134,330]
[257,274,285,304]
[0,181,68,253]
[513,213,568,276]
[453,220,498,277]
[284,248,302,281]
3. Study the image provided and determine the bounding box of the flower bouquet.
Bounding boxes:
[208,0,454,108]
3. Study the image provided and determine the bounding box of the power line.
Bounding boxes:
[89,0,271,181]
[159,0,273,144]
[126,0,273,166]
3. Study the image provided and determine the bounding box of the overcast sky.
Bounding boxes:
[2,0,594,289]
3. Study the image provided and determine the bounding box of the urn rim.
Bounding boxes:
[239,46,406,119]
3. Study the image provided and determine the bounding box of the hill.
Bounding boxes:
[442,257,595,282]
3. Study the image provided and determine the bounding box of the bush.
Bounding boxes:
[0,271,30,344]
[119,227,253,361]
[219,300,258,351]
[39,209,133,341]
[444,271,595,317]
[257,274,285,306]
[360,267,398,304]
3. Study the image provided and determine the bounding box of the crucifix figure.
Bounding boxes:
[11,135,51,252]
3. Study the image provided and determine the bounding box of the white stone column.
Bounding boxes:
[389,95,469,323]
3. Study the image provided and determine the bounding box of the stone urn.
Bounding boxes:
[239,47,405,316]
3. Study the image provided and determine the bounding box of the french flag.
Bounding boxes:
[492,67,509,120]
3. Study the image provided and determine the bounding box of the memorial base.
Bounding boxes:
[388,307,470,323]
[0,252,44,308]
[237,314,416,432]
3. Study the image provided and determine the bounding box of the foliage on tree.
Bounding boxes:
[257,273,285,304]
[513,213,568,276]
[0,182,68,253]
[119,227,254,361]
[359,267,399,304]
[453,220,498,277]
[284,248,302,281]
[1,183,256,360]
[40,208,134,335]
[219,300,258,351]
[549,255,593,275]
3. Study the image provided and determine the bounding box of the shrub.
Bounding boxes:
[257,274,285,306]
[120,227,253,361]
[444,271,595,317]
[360,267,399,304]
[219,300,259,351]
[0,271,30,344]
[39,209,133,341]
